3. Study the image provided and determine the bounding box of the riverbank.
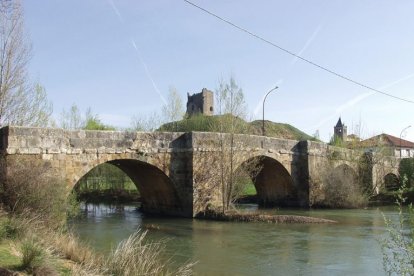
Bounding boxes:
[0,210,193,275]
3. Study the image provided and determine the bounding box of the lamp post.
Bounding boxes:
[262,86,278,136]
[399,125,411,158]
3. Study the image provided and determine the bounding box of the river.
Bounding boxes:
[70,202,398,275]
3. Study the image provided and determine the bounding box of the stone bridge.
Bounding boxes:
[0,126,399,217]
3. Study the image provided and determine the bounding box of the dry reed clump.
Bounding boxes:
[103,230,194,276]
[38,227,194,276]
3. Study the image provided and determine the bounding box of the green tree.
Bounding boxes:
[0,1,53,127]
[83,108,114,130]
[399,158,414,188]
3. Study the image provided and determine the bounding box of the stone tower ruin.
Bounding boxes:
[186,88,214,116]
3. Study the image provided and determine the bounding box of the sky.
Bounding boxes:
[22,0,414,142]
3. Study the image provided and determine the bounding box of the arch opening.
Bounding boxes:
[74,159,183,216]
[236,156,298,207]
[75,163,139,202]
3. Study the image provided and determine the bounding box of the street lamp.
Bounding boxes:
[399,125,411,158]
[262,86,278,136]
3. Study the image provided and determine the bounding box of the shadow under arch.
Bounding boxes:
[384,173,400,191]
[74,159,184,216]
[237,155,299,207]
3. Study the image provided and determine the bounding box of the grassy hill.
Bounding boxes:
[158,114,315,141]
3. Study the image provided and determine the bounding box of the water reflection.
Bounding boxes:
[70,203,398,275]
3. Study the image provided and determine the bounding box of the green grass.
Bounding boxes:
[243,183,257,196]
[159,114,316,141]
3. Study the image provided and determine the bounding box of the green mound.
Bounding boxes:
[158,114,315,141]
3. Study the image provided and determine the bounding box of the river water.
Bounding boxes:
[70,203,398,275]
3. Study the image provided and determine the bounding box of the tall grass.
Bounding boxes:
[20,238,46,272]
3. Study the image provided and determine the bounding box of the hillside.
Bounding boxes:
[158,114,315,141]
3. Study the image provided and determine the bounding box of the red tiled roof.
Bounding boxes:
[361,133,414,148]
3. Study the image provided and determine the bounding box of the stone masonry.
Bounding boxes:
[0,126,399,217]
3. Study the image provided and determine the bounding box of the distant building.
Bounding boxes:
[359,133,414,158]
[186,88,214,116]
[334,117,347,142]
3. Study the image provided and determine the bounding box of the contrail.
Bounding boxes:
[290,24,322,67]
[131,39,167,105]
[107,0,124,24]
[106,0,167,105]
[313,72,414,129]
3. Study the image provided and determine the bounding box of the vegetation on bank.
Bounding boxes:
[381,181,414,275]
[0,159,194,275]
[158,113,315,141]
[76,163,140,203]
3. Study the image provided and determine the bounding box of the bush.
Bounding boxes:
[0,157,79,227]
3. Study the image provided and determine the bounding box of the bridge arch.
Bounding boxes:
[236,155,298,207]
[73,158,183,216]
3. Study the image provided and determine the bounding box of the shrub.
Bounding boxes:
[0,157,78,227]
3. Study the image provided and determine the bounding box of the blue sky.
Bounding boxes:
[23,1,414,142]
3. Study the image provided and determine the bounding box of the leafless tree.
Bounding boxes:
[162,87,184,123]
[130,112,161,132]
[59,103,83,130]
[0,1,52,127]
[213,77,258,212]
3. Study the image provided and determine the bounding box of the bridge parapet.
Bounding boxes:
[0,126,189,155]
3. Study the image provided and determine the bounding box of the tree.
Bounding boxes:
[83,108,115,130]
[161,87,184,123]
[130,112,161,132]
[59,104,114,130]
[0,1,52,127]
[59,103,83,130]
[214,77,259,212]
